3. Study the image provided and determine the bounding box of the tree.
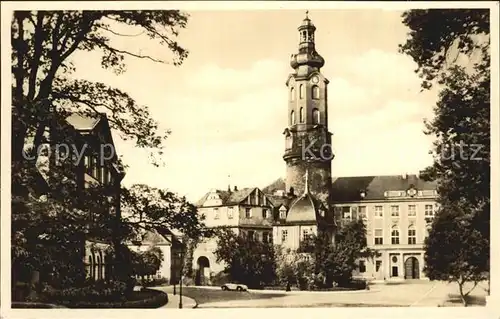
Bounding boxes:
[131,247,164,288]
[11,10,190,296]
[298,221,378,288]
[121,184,213,241]
[400,9,490,306]
[11,10,189,167]
[214,229,275,288]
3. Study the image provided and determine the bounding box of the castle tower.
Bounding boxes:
[283,12,333,206]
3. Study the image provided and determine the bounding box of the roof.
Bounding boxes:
[196,187,257,207]
[262,174,437,203]
[65,113,102,131]
[286,193,318,223]
[331,174,437,202]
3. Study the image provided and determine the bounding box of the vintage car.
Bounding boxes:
[221,283,248,291]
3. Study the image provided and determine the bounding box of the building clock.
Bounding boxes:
[311,76,319,84]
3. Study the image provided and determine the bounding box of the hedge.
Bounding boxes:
[58,289,168,308]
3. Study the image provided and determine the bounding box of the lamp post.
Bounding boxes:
[178,247,185,309]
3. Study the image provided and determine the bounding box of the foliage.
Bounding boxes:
[11,10,192,295]
[400,9,490,306]
[41,283,167,308]
[298,221,378,287]
[130,247,164,286]
[399,9,489,90]
[11,10,189,166]
[214,228,276,288]
[41,280,128,303]
[121,184,213,241]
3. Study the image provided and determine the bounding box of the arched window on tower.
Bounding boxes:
[290,87,295,101]
[312,108,320,124]
[299,107,304,123]
[312,85,320,99]
[299,84,305,99]
[291,110,296,125]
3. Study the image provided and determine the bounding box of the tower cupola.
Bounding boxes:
[290,11,325,72]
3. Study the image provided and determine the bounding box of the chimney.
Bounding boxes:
[228,184,231,192]
[234,185,238,191]
[402,173,408,180]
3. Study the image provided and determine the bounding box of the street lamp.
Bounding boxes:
[178,246,186,309]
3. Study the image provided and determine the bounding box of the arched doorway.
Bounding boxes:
[404,257,420,279]
[195,256,210,286]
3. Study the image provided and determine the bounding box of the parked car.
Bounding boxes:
[221,283,248,291]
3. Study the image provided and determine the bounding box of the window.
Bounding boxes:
[279,207,287,219]
[342,206,351,220]
[391,227,400,245]
[408,205,416,217]
[391,205,399,217]
[281,229,288,243]
[262,232,269,243]
[103,166,109,184]
[408,226,416,245]
[228,207,234,219]
[374,229,383,245]
[262,208,270,219]
[248,231,255,241]
[374,206,383,218]
[359,260,366,273]
[299,107,304,123]
[291,110,296,125]
[424,204,434,217]
[214,208,220,219]
[302,228,311,241]
[245,208,252,218]
[299,84,304,99]
[358,206,367,220]
[312,85,320,99]
[312,108,320,124]
[290,87,295,101]
[375,260,382,272]
[92,157,98,177]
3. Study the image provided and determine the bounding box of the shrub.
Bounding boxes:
[181,277,195,286]
[41,280,128,304]
[210,271,231,286]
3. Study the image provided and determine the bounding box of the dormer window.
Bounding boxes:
[279,207,287,219]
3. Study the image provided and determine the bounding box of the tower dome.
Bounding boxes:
[290,11,325,71]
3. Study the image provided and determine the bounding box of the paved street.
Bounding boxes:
[153,281,488,308]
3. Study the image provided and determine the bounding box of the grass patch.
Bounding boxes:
[443,294,486,307]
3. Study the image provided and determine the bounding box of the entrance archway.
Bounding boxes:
[195,256,210,286]
[404,257,420,279]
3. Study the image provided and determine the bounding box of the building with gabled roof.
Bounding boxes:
[18,112,126,284]
[192,186,275,285]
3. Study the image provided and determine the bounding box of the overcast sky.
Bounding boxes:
[70,9,439,202]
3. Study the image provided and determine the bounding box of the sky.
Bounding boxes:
[69,9,439,202]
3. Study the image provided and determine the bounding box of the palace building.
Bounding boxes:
[192,13,438,284]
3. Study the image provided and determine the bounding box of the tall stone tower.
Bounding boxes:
[283,12,333,206]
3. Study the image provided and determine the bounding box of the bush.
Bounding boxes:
[210,271,231,286]
[64,289,167,308]
[136,277,170,287]
[41,280,128,304]
[181,277,195,286]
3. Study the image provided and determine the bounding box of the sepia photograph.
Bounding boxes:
[1,1,498,315]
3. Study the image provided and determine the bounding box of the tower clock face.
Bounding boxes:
[312,76,319,84]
